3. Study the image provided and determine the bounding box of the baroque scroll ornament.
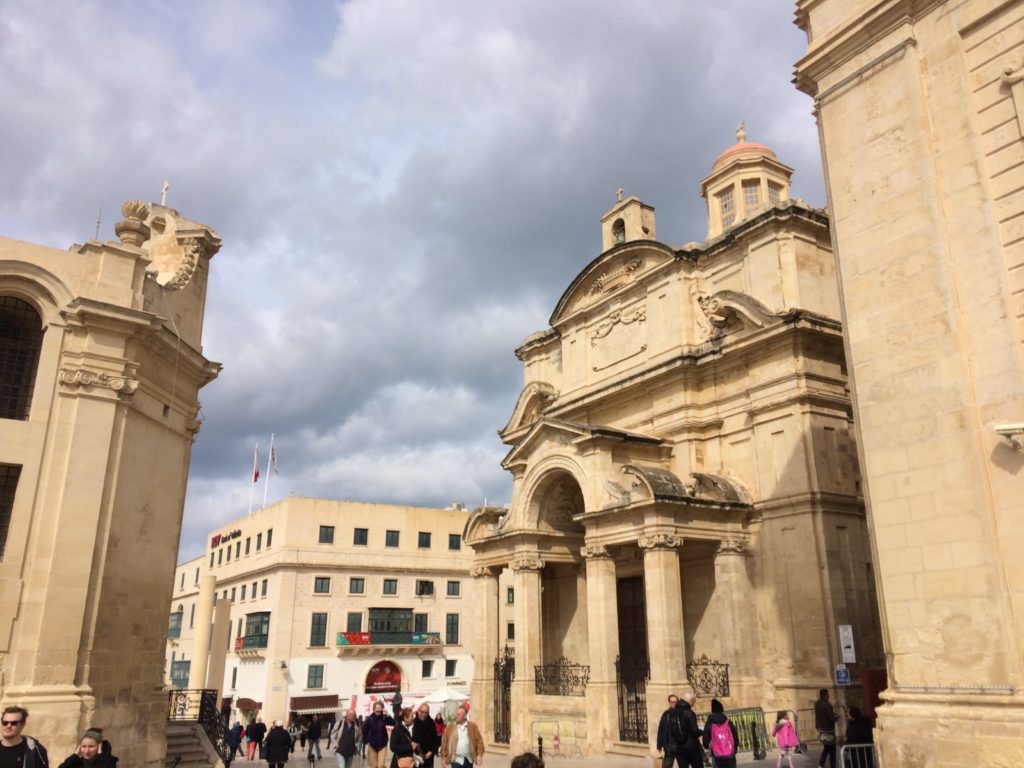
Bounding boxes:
[716,538,748,557]
[580,544,611,560]
[58,368,138,395]
[510,556,544,573]
[637,533,682,550]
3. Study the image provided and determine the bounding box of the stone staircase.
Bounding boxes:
[166,721,220,768]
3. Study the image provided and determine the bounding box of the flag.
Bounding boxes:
[270,444,279,475]
[252,444,260,483]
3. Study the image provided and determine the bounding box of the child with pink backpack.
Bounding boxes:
[772,711,800,768]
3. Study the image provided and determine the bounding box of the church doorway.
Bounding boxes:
[615,576,649,742]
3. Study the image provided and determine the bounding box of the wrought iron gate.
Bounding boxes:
[493,646,515,744]
[615,654,649,743]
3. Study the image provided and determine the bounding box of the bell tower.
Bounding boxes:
[599,188,656,251]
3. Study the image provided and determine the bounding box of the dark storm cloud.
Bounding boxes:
[0,0,823,559]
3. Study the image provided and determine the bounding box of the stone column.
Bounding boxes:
[582,545,619,752]
[511,555,544,754]
[469,565,500,743]
[639,534,685,756]
[187,575,216,689]
[713,538,755,702]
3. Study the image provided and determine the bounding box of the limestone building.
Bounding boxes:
[465,136,884,757]
[794,0,1024,763]
[167,498,510,725]
[0,202,221,768]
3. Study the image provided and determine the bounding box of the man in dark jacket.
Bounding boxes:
[307,715,322,762]
[363,701,395,768]
[0,707,48,768]
[227,722,244,761]
[676,693,703,768]
[814,689,838,768]
[655,693,679,761]
[411,704,439,768]
[701,699,738,768]
[264,720,292,768]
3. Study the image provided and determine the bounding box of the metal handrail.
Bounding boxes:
[168,689,230,767]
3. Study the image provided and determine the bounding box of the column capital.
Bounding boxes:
[638,533,682,551]
[470,564,501,579]
[715,538,748,558]
[580,544,612,560]
[510,555,545,573]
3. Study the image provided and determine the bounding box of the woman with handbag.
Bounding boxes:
[390,708,416,768]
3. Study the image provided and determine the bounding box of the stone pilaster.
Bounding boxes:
[713,538,756,702]
[582,545,619,752]
[469,565,501,743]
[510,555,544,754]
[639,534,685,756]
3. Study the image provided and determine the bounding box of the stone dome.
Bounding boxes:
[711,140,777,173]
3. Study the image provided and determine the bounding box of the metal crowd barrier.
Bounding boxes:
[791,705,847,747]
[696,707,770,756]
[839,743,876,768]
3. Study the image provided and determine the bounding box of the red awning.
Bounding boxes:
[289,694,339,712]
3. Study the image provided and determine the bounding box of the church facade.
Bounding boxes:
[0,201,220,768]
[465,138,884,757]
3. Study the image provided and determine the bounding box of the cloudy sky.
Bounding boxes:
[0,0,824,560]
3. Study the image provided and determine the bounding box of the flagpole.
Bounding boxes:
[262,433,274,509]
[248,442,259,516]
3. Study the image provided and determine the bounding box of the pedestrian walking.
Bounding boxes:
[389,708,415,768]
[412,704,439,768]
[264,720,292,768]
[438,705,483,768]
[228,722,244,761]
[701,699,738,768]
[772,711,799,768]
[0,707,49,768]
[334,711,361,768]
[363,701,395,768]
[814,690,838,768]
[307,715,323,762]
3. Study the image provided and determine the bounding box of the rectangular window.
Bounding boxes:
[507,587,515,604]
[353,528,368,545]
[231,587,236,602]
[194,567,199,585]
[445,659,457,677]
[170,660,191,689]
[243,612,270,648]
[445,614,459,644]
[210,552,215,568]
[180,573,185,590]
[742,179,760,209]
[245,537,251,555]
[319,526,335,544]
[718,188,735,229]
[346,612,362,632]
[415,580,434,596]
[422,660,434,678]
[414,613,428,633]
[307,664,325,689]
[226,545,231,562]
[0,465,21,559]
[168,608,183,639]
[237,620,243,638]
[240,585,246,601]
[256,532,263,550]
[252,581,257,598]
[217,549,223,565]
[189,603,196,628]
[417,531,431,548]
[235,541,241,559]
[266,529,273,547]
[768,182,783,204]
[446,581,460,597]
[507,622,515,640]
[261,579,268,597]
[383,578,398,595]
[231,667,238,689]
[385,530,399,547]
[310,612,328,646]
[227,622,233,649]
[368,608,413,633]
[314,576,331,594]
[349,577,365,595]
[448,534,461,551]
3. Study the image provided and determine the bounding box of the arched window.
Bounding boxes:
[0,297,44,421]
[612,218,626,244]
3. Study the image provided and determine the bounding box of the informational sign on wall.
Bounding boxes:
[838,624,856,663]
[835,665,851,686]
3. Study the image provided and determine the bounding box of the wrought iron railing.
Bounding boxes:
[493,646,515,744]
[168,689,230,766]
[615,654,649,743]
[534,657,590,696]
[686,654,730,697]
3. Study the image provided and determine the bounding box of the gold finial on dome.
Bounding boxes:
[736,121,746,142]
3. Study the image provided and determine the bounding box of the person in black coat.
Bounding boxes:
[389,708,415,768]
[264,721,292,768]
[307,714,323,761]
[700,699,739,768]
[410,704,439,768]
[227,722,244,761]
[57,729,118,768]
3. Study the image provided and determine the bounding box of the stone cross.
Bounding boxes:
[616,187,624,202]
[161,180,170,206]
[1002,65,1024,138]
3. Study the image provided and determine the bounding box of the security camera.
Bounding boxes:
[994,423,1024,449]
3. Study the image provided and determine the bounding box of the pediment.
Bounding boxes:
[550,240,677,325]
[499,381,558,444]
[501,418,591,470]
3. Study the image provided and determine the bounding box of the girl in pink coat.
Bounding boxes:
[772,711,799,768]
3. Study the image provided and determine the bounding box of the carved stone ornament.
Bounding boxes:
[470,565,499,579]
[637,533,682,551]
[510,556,545,573]
[590,306,646,346]
[164,237,202,289]
[580,544,611,560]
[589,258,642,296]
[715,538,748,557]
[114,200,151,247]
[58,367,138,396]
